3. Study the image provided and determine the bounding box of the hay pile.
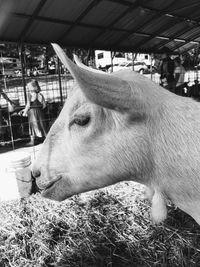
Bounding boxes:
[0,182,200,267]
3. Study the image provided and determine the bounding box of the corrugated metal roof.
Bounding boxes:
[0,0,200,54]
[162,22,188,38]
[82,1,127,26]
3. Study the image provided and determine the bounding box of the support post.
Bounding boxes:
[111,51,113,73]
[18,43,27,104]
[195,44,200,81]
[57,56,63,105]
[0,51,7,91]
[0,51,14,149]
[132,53,135,71]
[150,53,153,80]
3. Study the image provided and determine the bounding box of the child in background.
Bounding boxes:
[23,79,47,145]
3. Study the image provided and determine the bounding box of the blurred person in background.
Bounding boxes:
[23,79,47,146]
[174,57,186,96]
[189,80,200,100]
[159,48,175,92]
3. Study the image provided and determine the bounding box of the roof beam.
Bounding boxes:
[15,12,199,51]
[180,43,200,54]
[171,35,200,52]
[112,1,200,50]
[171,1,200,13]
[111,1,177,50]
[113,1,200,52]
[14,12,187,44]
[107,0,200,26]
[155,24,199,51]
[175,43,199,54]
[0,37,161,53]
[19,0,47,41]
[0,36,197,55]
[58,0,101,42]
[89,0,141,44]
[127,18,180,52]
[14,12,132,33]
[169,26,200,52]
[113,34,199,53]
[13,5,200,55]
[91,8,155,46]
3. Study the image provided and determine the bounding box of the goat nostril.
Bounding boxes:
[32,169,41,178]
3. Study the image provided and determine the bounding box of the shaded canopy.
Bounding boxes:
[0,0,200,54]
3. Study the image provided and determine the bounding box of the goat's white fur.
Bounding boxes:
[32,43,200,225]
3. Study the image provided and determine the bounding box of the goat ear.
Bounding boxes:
[73,54,104,74]
[52,43,132,111]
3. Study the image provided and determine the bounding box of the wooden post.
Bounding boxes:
[18,43,27,104]
[57,56,63,105]
[110,51,113,73]
[0,50,15,150]
[150,54,153,80]
[132,53,135,71]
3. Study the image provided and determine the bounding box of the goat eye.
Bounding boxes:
[71,116,90,127]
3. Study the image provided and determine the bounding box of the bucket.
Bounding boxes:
[7,152,31,171]
[0,152,32,201]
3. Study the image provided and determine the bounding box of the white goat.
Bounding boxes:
[32,43,200,225]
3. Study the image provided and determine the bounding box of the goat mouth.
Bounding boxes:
[40,176,62,194]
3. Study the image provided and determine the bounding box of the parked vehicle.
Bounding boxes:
[2,69,16,77]
[0,57,21,78]
[108,61,149,74]
[108,62,128,72]
[125,62,149,74]
[37,68,49,76]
